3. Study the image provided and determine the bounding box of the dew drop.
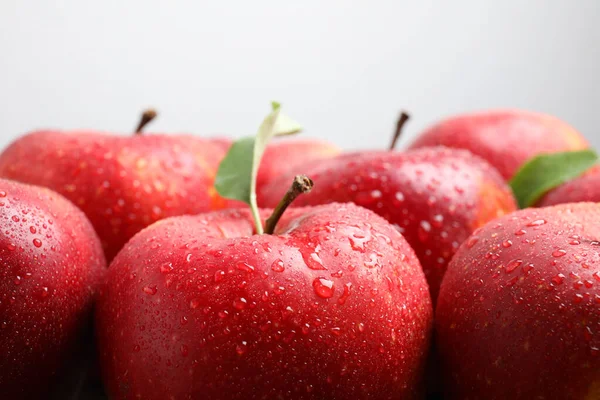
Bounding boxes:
[593,272,600,282]
[337,283,352,305]
[552,249,567,258]
[417,221,431,242]
[502,240,512,248]
[271,259,284,272]
[302,248,326,270]
[32,238,42,248]
[143,285,157,295]
[313,277,335,299]
[236,262,255,273]
[214,270,225,282]
[233,297,247,310]
[514,229,527,236]
[527,219,547,227]
[574,293,584,304]
[236,341,248,355]
[505,259,522,273]
[6,243,15,251]
[160,263,173,274]
[551,274,565,285]
[29,226,36,234]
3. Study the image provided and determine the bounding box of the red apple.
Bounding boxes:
[0,178,105,398]
[0,111,228,260]
[259,147,517,301]
[96,200,433,399]
[436,203,600,399]
[408,109,589,180]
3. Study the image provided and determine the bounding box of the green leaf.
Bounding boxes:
[509,149,598,208]
[214,103,302,234]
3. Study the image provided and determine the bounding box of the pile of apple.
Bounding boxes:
[0,104,598,400]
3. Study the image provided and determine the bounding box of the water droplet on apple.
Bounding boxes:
[527,219,546,227]
[233,297,247,310]
[502,240,512,248]
[236,262,255,273]
[160,263,173,274]
[466,237,479,248]
[551,274,565,285]
[143,285,157,295]
[271,259,284,272]
[505,259,522,273]
[418,221,431,242]
[313,277,335,299]
[337,283,352,305]
[236,341,248,355]
[189,298,201,309]
[214,270,225,282]
[29,226,36,234]
[301,248,326,270]
[552,249,567,258]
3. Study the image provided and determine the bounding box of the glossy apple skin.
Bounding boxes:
[0,179,105,398]
[96,204,433,400]
[436,203,600,400]
[537,165,600,206]
[0,131,228,260]
[259,147,516,301]
[256,139,341,197]
[408,109,588,180]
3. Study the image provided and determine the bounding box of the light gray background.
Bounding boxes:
[1,1,599,150]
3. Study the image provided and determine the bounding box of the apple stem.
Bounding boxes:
[389,111,410,150]
[264,175,314,234]
[135,109,158,134]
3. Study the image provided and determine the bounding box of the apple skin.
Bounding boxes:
[537,165,600,206]
[0,131,228,261]
[436,203,600,400]
[0,178,106,398]
[408,109,588,180]
[96,203,433,400]
[256,139,341,197]
[259,147,517,301]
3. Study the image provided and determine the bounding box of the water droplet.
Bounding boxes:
[584,280,594,288]
[552,249,567,258]
[32,239,42,248]
[527,219,547,227]
[502,240,512,248]
[551,274,565,285]
[337,283,352,305]
[189,298,201,309]
[185,253,192,262]
[160,263,173,274]
[313,277,335,299]
[0,191,6,197]
[593,272,600,282]
[394,192,405,203]
[505,259,522,273]
[143,285,157,295]
[180,316,188,325]
[29,226,36,234]
[133,344,141,352]
[236,262,255,273]
[11,215,19,222]
[329,327,341,336]
[574,293,584,304]
[418,221,431,242]
[466,237,479,248]
[236,341,248,355]
[218,310,229,319]
[331,270,343,278]
[514,229,527,236]
[302,248,326,270]
[233,297,247,310]
[271,259,284,272]
[523,264,534,274]
[214,270,225,282]
[14,276,21,285]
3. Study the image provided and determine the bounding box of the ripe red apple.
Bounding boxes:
[436,203,600,399]
[0,178,105,398]
[96,199,433,399]
[408,109,589,180]
[259,147,517,301]
[537,165,600,206]
[0,111,228,260]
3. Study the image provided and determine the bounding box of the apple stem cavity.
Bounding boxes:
[264,175,314,234]
[389,111,410,150]
[135,109,158,134]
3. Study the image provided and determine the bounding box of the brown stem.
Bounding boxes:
[135,109,158,134]
[264,175,314,234]
[389,111,410,150]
